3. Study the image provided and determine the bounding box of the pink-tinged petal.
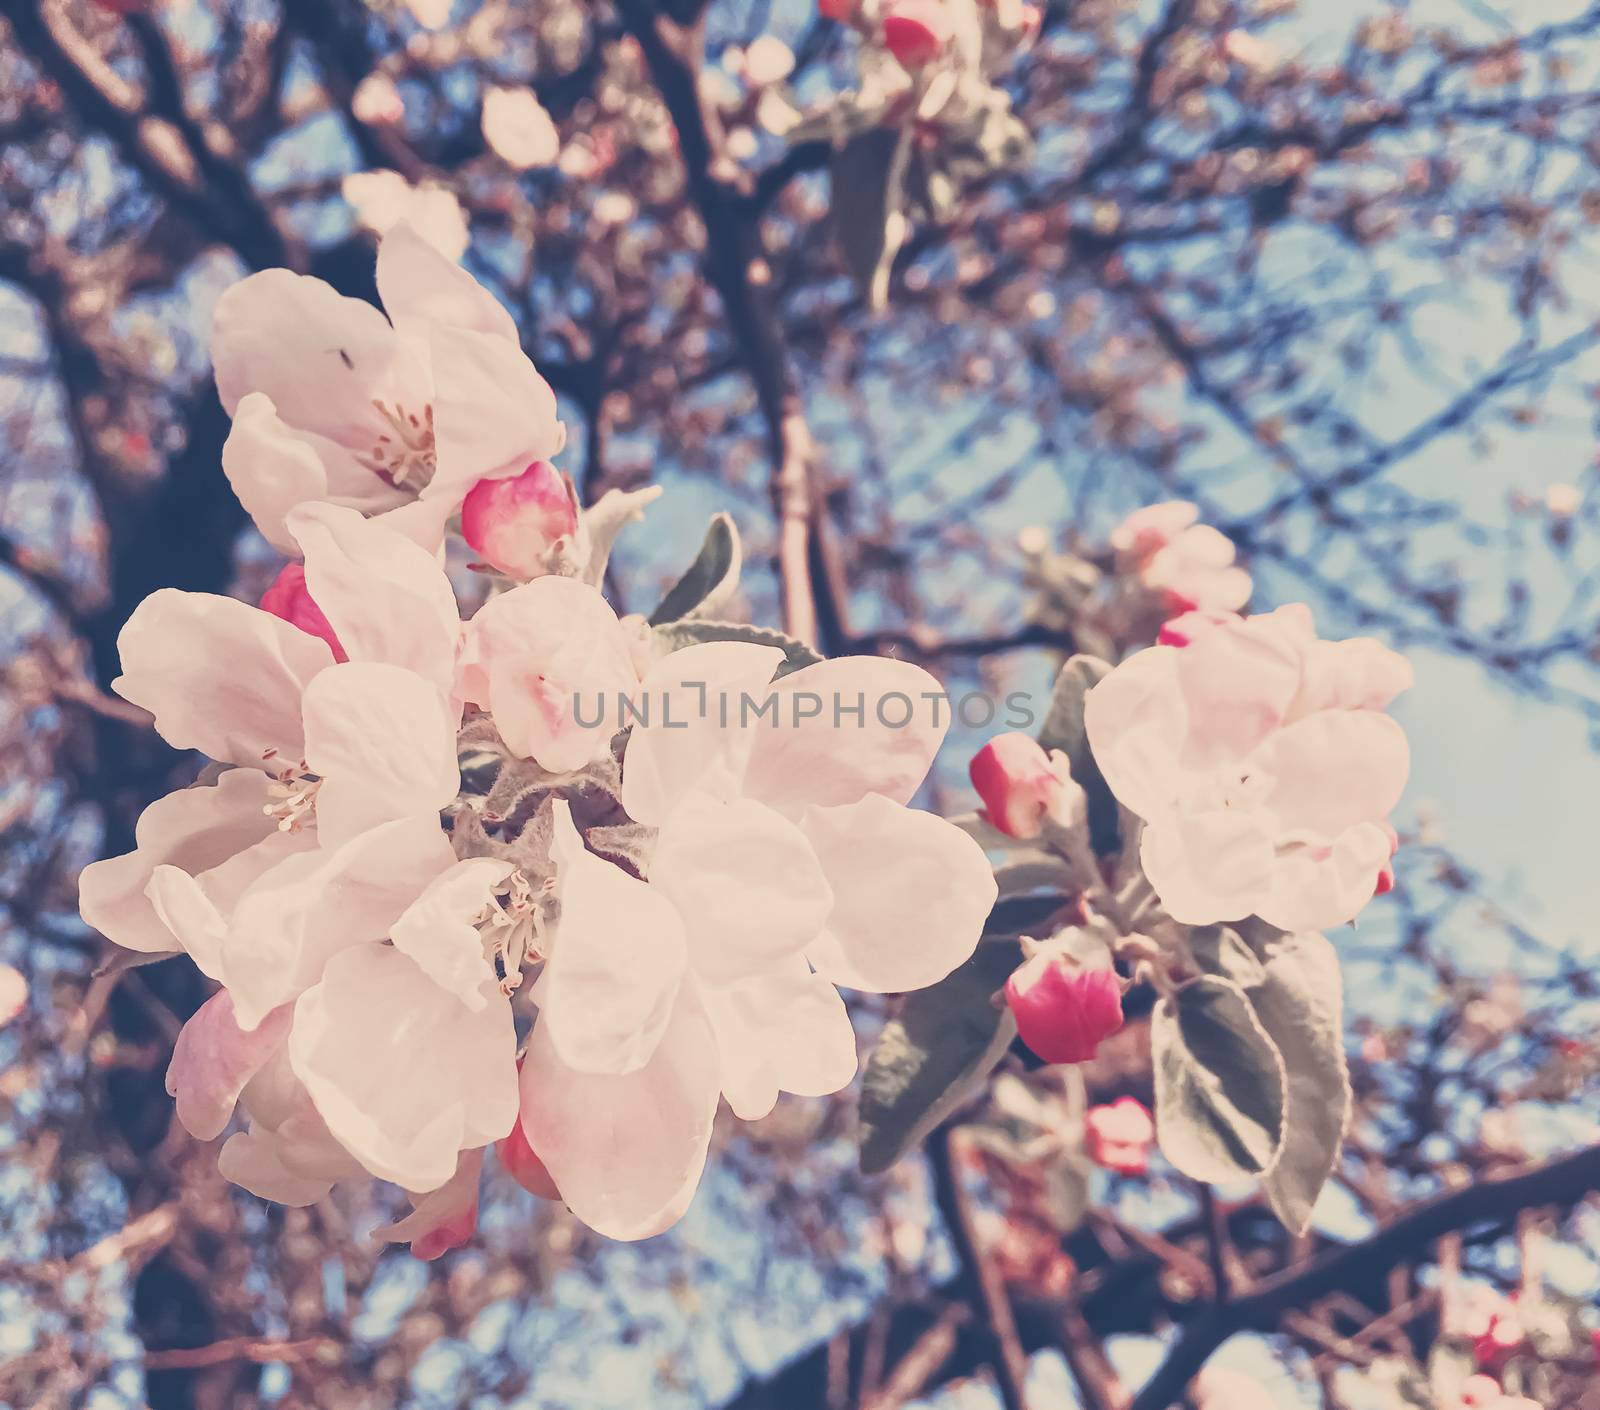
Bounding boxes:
[375,1147,485,1261]
[212,268,423,451]
[1111,501,1198,557]
[1176,614,1303,761]
[519,989,720,1240]
[702,959,857,1120]
[1139,811,1276,925]
[1259,710,1409,841]
[376,222,519,343]
[165,990,292,1141]
[650,791,833,985]
[425,325,563,504]
[80,769,281,955]
[291,943,517,1192]
[1084,645,1188,821]
[1288,637,1414,718]
[542,802,686,1075]
[300,663,459,850]
[289,503,461,692]
[260,563,347,662]
[1256,822,1392,931]
[741,657,950,817]
[112,590,333,767]
[800,795,996,994]
[620,641,784,827]
[223,814,459,1029]
[217,1128,335,1206]
[391,857,512,1011]
[236,1045,366,1181]
[459,576,638,770]
[497,1107,561,1198]
[222,394,406,554]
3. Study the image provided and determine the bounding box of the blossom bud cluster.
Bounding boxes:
[79,223,998,1253]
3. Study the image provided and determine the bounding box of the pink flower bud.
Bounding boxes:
[819,0,857,18]
[0,963,26,1028]
[969,732,1059,838]
[259,562,346,662]
[882,0,953,68]
[1005,950,1123,1064]
[498,1113,561,1200]
[460,460,579,580]
[1086,1096,1154,1174]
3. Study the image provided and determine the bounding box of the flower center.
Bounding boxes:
[481,869,553,997]
[261,753,322,832]
[362,400,437,493]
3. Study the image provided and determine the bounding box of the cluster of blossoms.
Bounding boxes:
[79,224,997,1252]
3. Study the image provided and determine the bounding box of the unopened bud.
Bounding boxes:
[818,0,857,19]
[1085,1096,1154,1175]
[259,562,346,662]
[1005,949,1123,1065]
[461,460,579,580]
[882,0,953,68]
[969,732,1073,839]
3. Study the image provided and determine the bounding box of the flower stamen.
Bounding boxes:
[361,400,437,493]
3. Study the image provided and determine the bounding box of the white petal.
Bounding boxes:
[800,795,996,994]
[542,803,686,1075]
[620,641,783,826]
[519,989,719,1240]
[1257,823,1392,931]
[1139,811,1276,925]
[741,657,951,816]
[212,268,425,451]
[217,1127,335,1206]
[113,590,333,767]
[80,769,280,955]
[1084,645,1188,822]
[391,857,512,1010]
[1289,637,1414,718]
[300,662,459,849]
[425,325,563,503]
[459,576,638,770]
[376,222,518,343]
[703,959,857,1120]
[165,990,293,1141]
[289,502,461,692]
[650,791,832,985]
[291,943,518,1192]
[1259,710,1408,841]
[223,815,458,1028]
[1176,614,1304,761]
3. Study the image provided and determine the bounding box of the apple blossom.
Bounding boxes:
[1086,1096,1154,1174]
[213,220,563,554]
[460,459,579,579]
[341,171,470,261]
[1005,945,1123,1064]
[481,86,561,170]
[1084,605,1411,930]
[1111,500,1251,615]
[883,0,953,68]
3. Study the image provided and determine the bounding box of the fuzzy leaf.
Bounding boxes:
[652,618,821,677]
[1189,926,1267,989]
[1252,932,1351,1234]
[832,125,912,312]
[1152,975,1286,1183]
[647,512,743,626]
[1035,654,1120,854]
[859,940,1022,1174]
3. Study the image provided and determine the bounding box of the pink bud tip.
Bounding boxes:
[969,732,1058,838]
[1085,1096,1154,1175]
[1006,952,1123,1065]
[410,1199,479,1261]
[498,1115,561,1200]
[460,460,579,580]
[882,0,952,67]
[818,0,857,19]
[1373,863,1396,896]
[259,562,346,662]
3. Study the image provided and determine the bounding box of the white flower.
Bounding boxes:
[352,73,405,126]
[517,643,997,1239]
[1111,500,1251,614]
[1085,605,1411,930]
[212,221,563,554]
[103,505,465,1030]
[741,35,796,87]
[482,87,560,170]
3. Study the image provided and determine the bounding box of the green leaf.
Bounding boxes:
[1251,933,1350,1233]
[1035,655,1120,854]
[647,512,742,626]
[1189,926,1267,990]
[831,125,912,312]
[859,940,1022,1175]
[651,618,821,677]
[1152,975,1286,1183]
